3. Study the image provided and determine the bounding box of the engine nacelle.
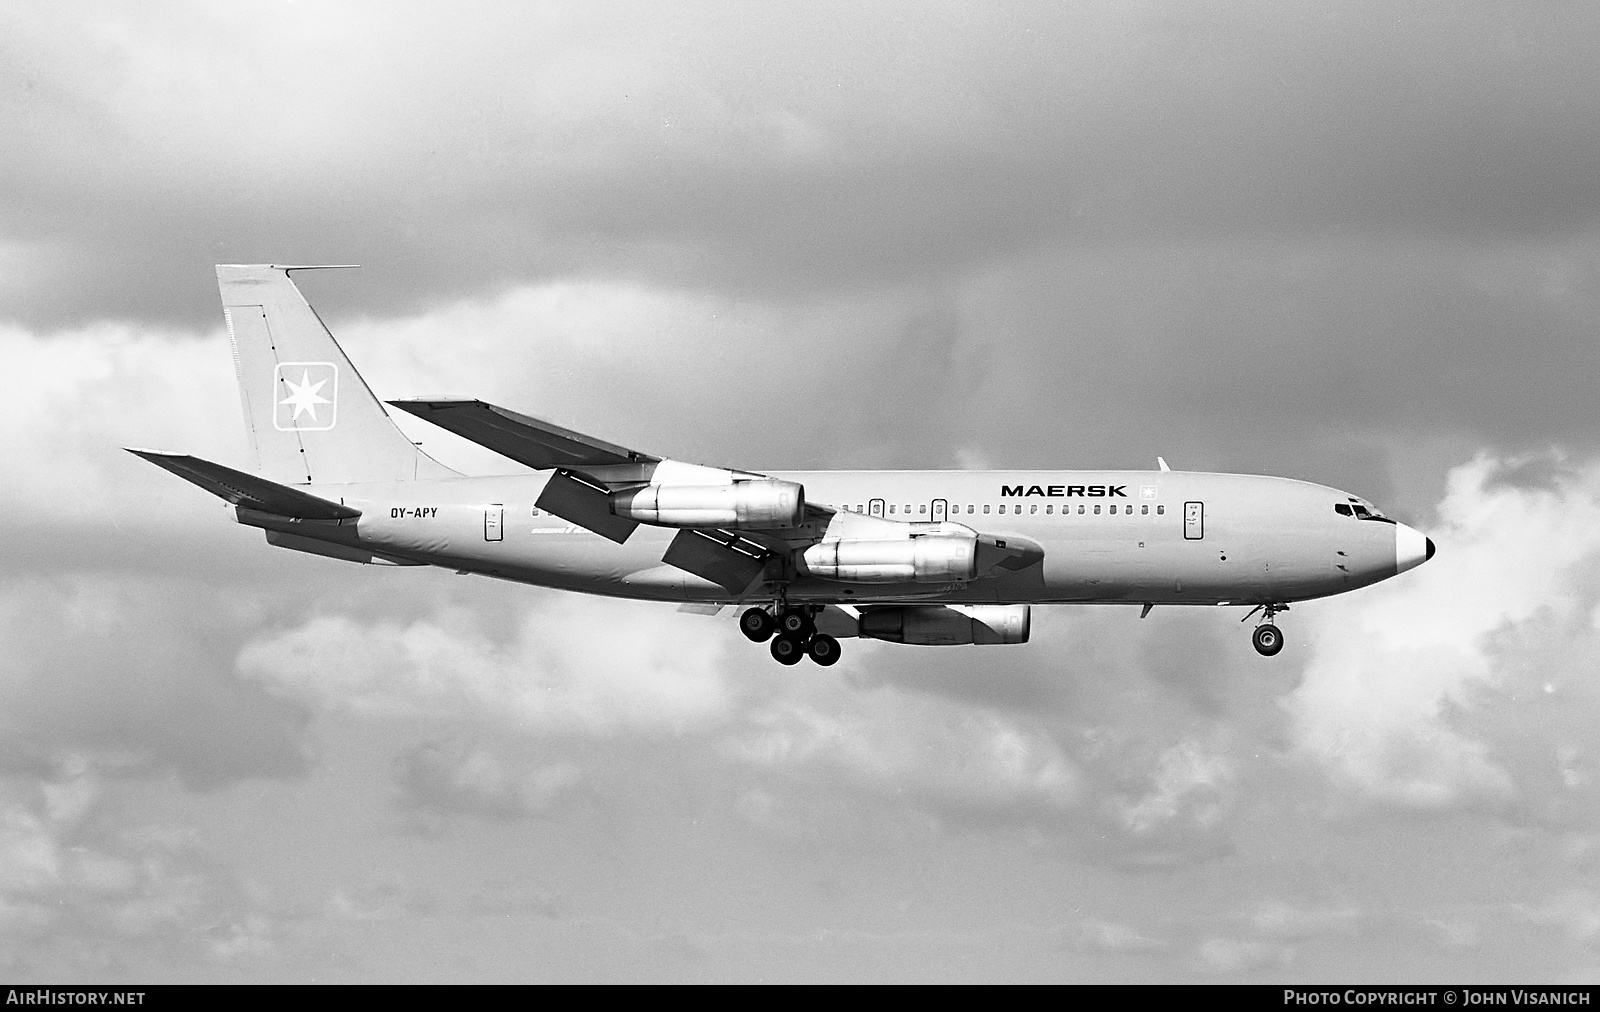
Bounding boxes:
[858,605,1030,645]
[609,479,804,529]
[798,533,978,583]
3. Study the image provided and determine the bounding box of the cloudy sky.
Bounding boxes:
[4,0,1600,982]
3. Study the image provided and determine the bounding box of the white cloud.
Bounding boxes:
[1115,739,1235,836]
[237,596,741,736]
[0,761,271,969]
[396,741,581,820]
[731,685,1081,819]
[1523,890,1600,949]
[0,320,240,520]
[1290,453,1600,810]
[1193,936,1293,975]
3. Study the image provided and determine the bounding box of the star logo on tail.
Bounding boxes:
[273,362,338,431]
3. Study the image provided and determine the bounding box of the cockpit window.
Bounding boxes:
[1337,496,1401,525]
[1338,498,1397,524]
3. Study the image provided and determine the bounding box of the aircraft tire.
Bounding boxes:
[771,635,805,666]
[779,608,815,639]
[1252,624,1284,656]
[808,634,841,666]
[740,608,775,642]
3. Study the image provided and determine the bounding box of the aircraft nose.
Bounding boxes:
[1396,523,1432,574]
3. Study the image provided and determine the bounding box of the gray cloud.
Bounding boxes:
[0,576,310,787]
[4,3,1599,328]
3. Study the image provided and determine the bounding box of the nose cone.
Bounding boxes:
[1396,523,1433,574]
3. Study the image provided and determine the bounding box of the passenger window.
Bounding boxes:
[1094,505,1101,514]
[1030,504,1038,514]
[919,504,927,514]
[1078,505,1085,514]
[889,504,896,514]
[983,505,991,514]
[967,504,975,514]
[998,504,1006,514]
[1141,505,1148,515]
[530,507,541,516]
[1156,505,1164,515]
[1046,504,1053,514]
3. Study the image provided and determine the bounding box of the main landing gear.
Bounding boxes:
[1242,603,1289,657]
[740,605,840,667]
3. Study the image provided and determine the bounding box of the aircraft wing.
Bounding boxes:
[388,399,659,475]
[391,398,833,548]
[127,449,360,521]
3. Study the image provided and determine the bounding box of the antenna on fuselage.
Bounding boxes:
[1157,457,1171,472]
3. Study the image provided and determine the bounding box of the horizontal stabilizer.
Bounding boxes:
[127,449,360,521]
[390,399,659,472]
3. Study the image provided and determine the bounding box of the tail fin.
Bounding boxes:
[216,264,457,485]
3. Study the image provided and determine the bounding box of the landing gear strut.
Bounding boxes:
[742,603,840,665]
[1243,603,1288,656]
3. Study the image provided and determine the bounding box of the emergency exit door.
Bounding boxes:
[931,499,948,522]
[1184,501,1204,540]
[484,504,504,542]
[869,498,885,518]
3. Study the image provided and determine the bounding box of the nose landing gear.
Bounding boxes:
[741,605,841,666]
[1242,603,1289,656]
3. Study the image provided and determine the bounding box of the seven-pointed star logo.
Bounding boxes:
[273,362,337,430]
[279,370,330,422]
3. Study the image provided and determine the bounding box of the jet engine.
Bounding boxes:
[609,478,804,529]
[858,604,1030,645]
[799,533,978,583]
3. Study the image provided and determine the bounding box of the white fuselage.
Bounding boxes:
[270,468,1418,608]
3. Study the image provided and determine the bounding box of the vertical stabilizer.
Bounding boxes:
[216,265,457,485]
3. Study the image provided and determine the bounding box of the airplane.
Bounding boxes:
[130,264,1435,666]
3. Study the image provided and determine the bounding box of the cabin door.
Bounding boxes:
[931,499,948,522]
[1183,501,1204,540]
[484,505,504,542]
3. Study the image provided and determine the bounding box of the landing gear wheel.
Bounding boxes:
[1252,623,1284,657]
[779,608,815,640]
[770,635,805,666]
[740,608,775,642]
[808,634,841,666]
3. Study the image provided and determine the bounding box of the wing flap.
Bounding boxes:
[534,469,639,544]
[127,449,360,521]
[662,529,771,594]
